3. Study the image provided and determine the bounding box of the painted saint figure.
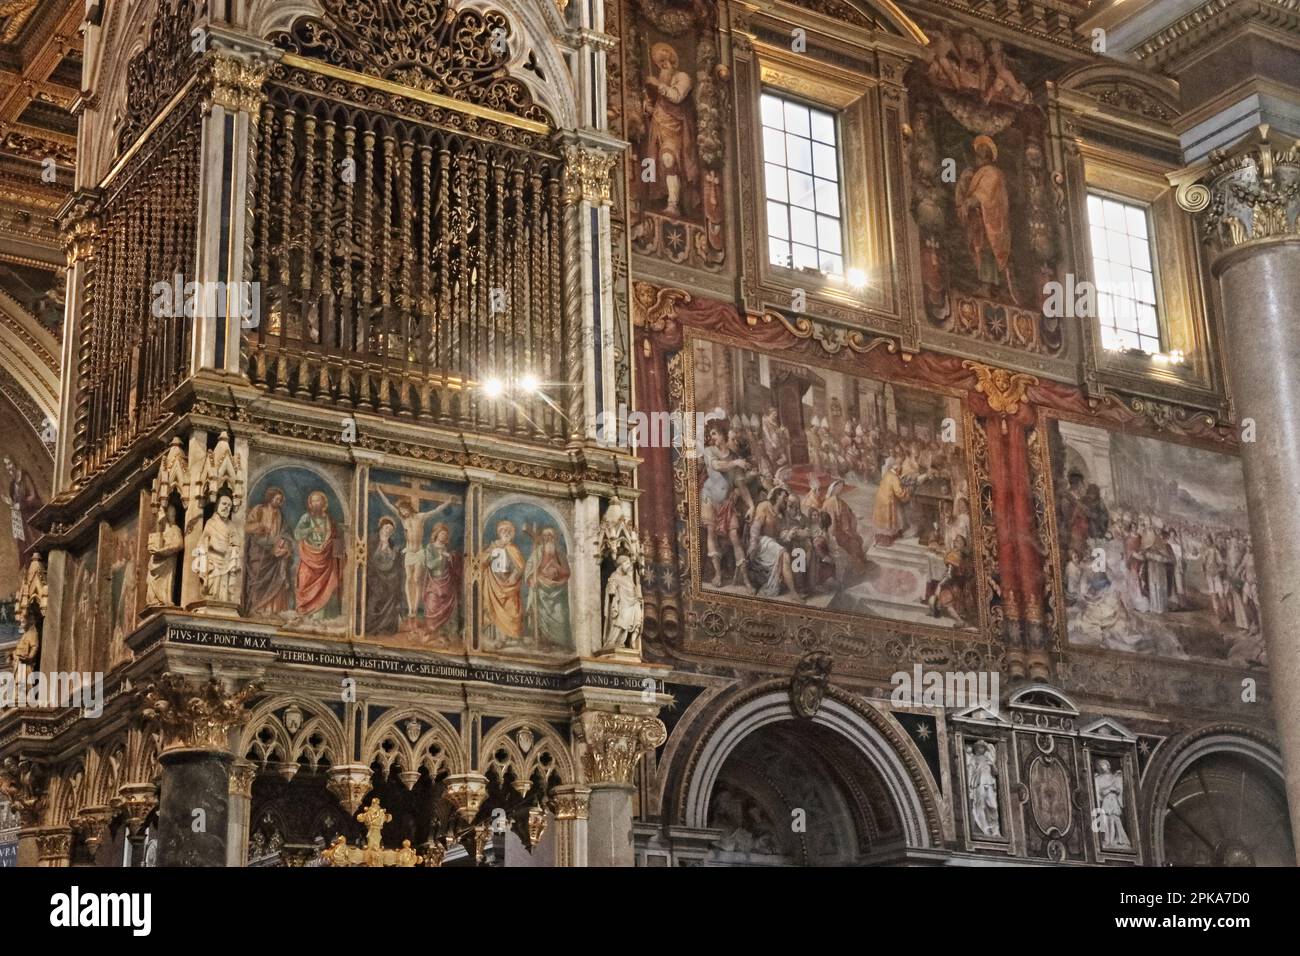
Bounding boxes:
[641,41,698,217]
[420,522,461,640]
[1093,759,1131,850]
[480,519,525,644]
[294,490,342,620]
[872,461,911,546]
[243,486,295,616]
[956,136,1017,303]
[3,455,42,561]
[524,526,572,649]
[365,516,404,635]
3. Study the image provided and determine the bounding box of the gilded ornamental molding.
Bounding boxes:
[201,55,269,116]
[1173,124,1300,256]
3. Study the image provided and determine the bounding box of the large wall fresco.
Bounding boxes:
[685,336,983,632]
[906,20,1066,354]
[362,470,466,650]
[1043,416,1260,667]
[478,497,575,658]
[242,462,351,634]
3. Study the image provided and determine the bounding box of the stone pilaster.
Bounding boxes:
[226,760,256,867]
[1173,124,1300,862]
[143,673,260,867]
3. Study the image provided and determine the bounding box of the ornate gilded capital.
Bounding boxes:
[229,760,257,799]
[71,806,114,852]
[442,772,489,823]
[0,757,47,827]
[326,764,374,813]
[35,827,73,864]
[142,673,262,754]
[572,712,667,785]
[550,785,591,821]
[963,361,1038,418]
[1172,124,1300,256]
[563,144,619,206]
[201,54,268,116]
[58,195,100,267]
[113,782,159,832]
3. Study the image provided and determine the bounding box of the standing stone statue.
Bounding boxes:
[192,493,241,604]
[147,503,185,607]
[1093,759,1132,850]
[602,553,644,652]
[965,739,1001,838]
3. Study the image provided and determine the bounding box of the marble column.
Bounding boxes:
[572,711,666,868]
[1174,125,1300,861]
[143,672,260,868]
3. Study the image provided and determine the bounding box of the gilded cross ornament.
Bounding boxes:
[1172,124,1300,255]
[320,798,424,867]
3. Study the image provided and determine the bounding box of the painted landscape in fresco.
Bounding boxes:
[242,463,349,633]
[363,470,466,649]
[689,339,978,630]
[479,498,574,656]
[1048,419,1261,666]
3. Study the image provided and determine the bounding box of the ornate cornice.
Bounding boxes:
[573,711,667,785]
[142,673,263,754]
[1133,0,1300,69]
[1172,123,1300,256]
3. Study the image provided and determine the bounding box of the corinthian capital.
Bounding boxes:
[201,54,268,116]
[1172,124,1300,256]
[572,711,667,785]
[142,673,262,754]
[562,143,619,206]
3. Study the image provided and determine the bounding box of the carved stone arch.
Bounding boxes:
[363,707,467,786]
[49,758,87,827]
[667,682,943,851]
[480,716,574,790]
[121,723,162,785]
[1140,722,1285,866]
[239,696,348,774]
[86,739,126,808]
[1057,62,1182,124]
[252,0,580,130]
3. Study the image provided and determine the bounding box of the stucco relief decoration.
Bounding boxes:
[906,22,1063,353]
[269,0,553,125]
[622,0,727,269]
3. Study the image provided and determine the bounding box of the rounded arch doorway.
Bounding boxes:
[1160,751,1293,867]
[677,688,938,865]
